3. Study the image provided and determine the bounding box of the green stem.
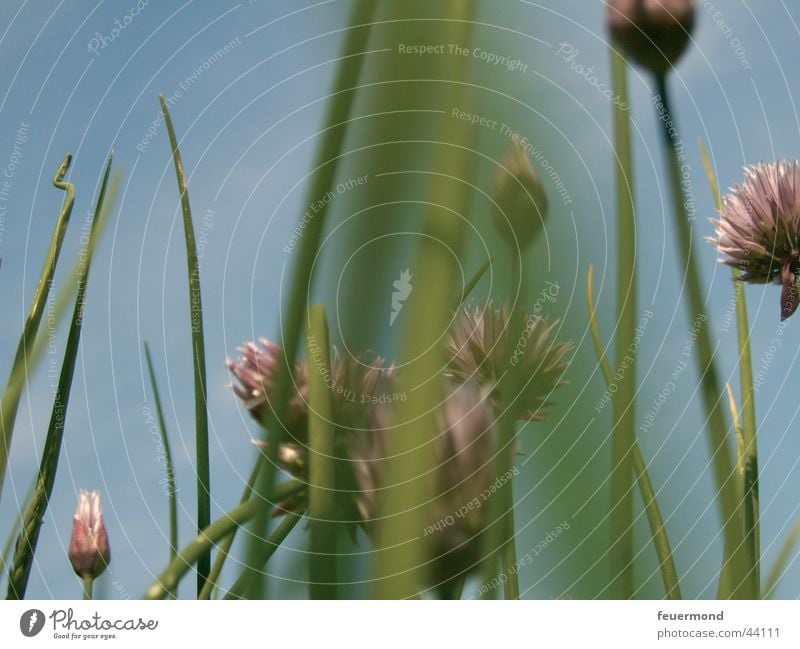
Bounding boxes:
[609,42,637,599]
[497,254,524,600]
[305,305,337,599]
[734,278,759,599]
[143,342,179,596]
[159,96,211,597]
[700,140,760,598]
[82,575,94,600]
[199,457,263,600]
[588,266,682,599]
[224,509,305,600]
[652,73,737,597]
[501,481,520,600]
[241,0,377,600]
[144,479,304,600]
[0,154,75,501]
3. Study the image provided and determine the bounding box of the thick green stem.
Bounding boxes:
[372,2,476,600]
[652,73,737,597]
[241,0,377,600]
[492,253,524,600]
[609,43,637,599]
[159,96,211,597]
[588,266,682,599]
[305,305,338,599]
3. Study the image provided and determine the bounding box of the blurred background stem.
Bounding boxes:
[374,1,477,599]
[609,42,636,600]
[305,305,338,599]
[240,0,377,599]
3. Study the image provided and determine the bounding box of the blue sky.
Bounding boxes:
[0,0,799,599]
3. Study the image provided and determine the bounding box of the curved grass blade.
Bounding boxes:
[587,265,681,599]
[764,519,800,598]
[143,341,178,596]
[6,156,117,599]
[241,0,378,599]
[159,95,211,596]
[452,257,492,309]
[27,180,116,373]
[0,154,75,501]
[144,479,304,600]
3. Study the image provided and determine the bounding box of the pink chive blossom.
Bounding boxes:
[67,490,110,579]
[709,160,800,320]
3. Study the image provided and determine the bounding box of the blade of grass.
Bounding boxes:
[763,519,800,598]
[6,156,117,599]
[305,305,337,599]
[587,265,681,599]
[374,2,477,599]
[144,479,304,600]
[224,509,305,600]
[652,73,737,597]
[159,96,211,597]
[609,40,637,599]
[0,154,75,501]
[700,140,760,597]
[241,0,377,600]
[143,341,179,596]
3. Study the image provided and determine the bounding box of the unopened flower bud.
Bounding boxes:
[607,0,696,74]
[491,140,549,250]
[68,490,110,579]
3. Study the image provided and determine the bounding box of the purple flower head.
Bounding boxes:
[709,160,800,320]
